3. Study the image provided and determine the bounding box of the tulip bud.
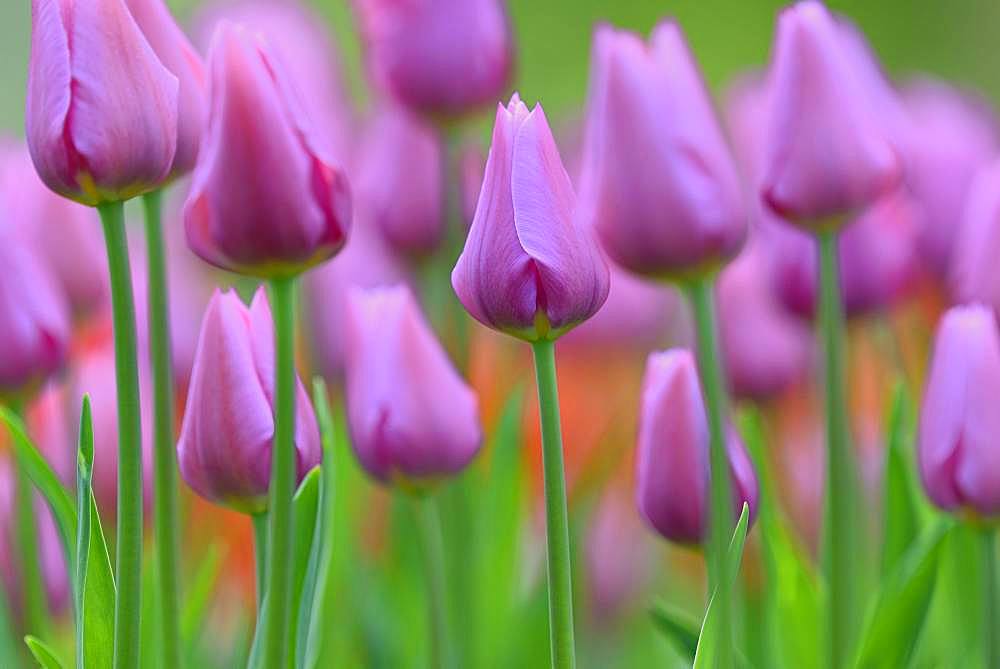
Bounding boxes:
[125,0,207,178]
[918,305,1000,517]
[355,0,514,119]
[183,23,351,279]
[177,288,321,513]
[761,1,900,224]
[951,162,1000,313]
[578,22,746,279]
[452,94,609,341]
[586,487,653,622]
[635,349,758,544]
[343,285,482,486]
[26,0,179,205]
[358,106,443,255]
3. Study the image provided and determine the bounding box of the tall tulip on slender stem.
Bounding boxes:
[452,94,610,668]
[183,23,351,668]
[26,0,180,664]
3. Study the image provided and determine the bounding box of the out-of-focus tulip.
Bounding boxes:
[177,288,321,513]
[26,0,179,205]
[125,0,207,178]
[918,305,1000,517]
[358,106,443,255]
[578,22,746,280]
[27,382,75,485]
[635,349,758,544]
[718,240,812,400]
[452,94,609,341]
[304,216,410,379]
[184,23,351,279]
[354,0,513,119]
[193,0,355,163]
[343,285,482,485]
[761,0,900,224]
[458,142,486,228]
[952,162,1000,311]
[586,487,653,622]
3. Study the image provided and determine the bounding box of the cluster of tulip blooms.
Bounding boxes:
[3,0,999,667]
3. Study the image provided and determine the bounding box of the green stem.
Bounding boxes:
[983,530,997,669]
[414,495,453,669]
[530,339,576,669]
[261,277,298,669]
[142,191,181,668]
[685,277,734,669]
[98,201,144,669]
[816,228,857,669]
[14,450,51,641]
[252,513,268,615]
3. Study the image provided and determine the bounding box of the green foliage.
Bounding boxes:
[24,635,65,669]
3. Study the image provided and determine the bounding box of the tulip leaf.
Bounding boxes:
[75,396,116,669]
[24,635,66,669]
[881,382,925,576]
[286,467,322,668]
[650,602,700,658]
[853,517,952,669]
[181,542,227,648]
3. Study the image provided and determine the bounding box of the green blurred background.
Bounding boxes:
[3,0,999,133]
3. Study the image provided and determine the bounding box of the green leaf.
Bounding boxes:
[181,543,227,648]
[286,467,322,668]
[853,518,952,669]
[24,635,66,669]
[881,383,924,576]
[75,396,116,669]
[650,602,700,658]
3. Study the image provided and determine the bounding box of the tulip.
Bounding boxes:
[918,305,1000,517]
[452,94,609,341]
[177,288,321,513]
[585,488,652,622]
[577,22,746,280]
[902,79,998,278]
[358,106,443,256]
[26,0,179,205]
[184,23,351,279]
[343,285,482,484]
[761,0,900,224]
[354,0,513,118]
[635,349,759,545]
[952,162,1000,319]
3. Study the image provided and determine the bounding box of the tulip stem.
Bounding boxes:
[983,529,998,669]
[13,420,52,641]
[262,276,298,669]
[142,190,182,669]
[530,339,576,669]
[684,276,735,669]
[99,200,144,669]
[414,495,454,669]
[816,228,858,669]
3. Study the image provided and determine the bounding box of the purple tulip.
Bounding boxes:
[183,23,351,279]
[178,288,321,513]
[585,488,653,622]
[354,0,513,118]
[761,1,900,224]
[343,285,482,485]
[26,0,179,205]
[635,349,758,545]
[452,94,609,342]
[951,161,1000,311]
[357,105,443,255]
[919,305,1000,517]
[578,22,746,279]
[125,0,207,178]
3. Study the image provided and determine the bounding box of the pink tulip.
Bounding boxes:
[951,161,1000,311]
[635,349,758,545]
[919,305,1000,517]
[578,22,746,279]
[125,0,207,178]
[761,1,900,223]
[184,23,351,279]
[343,285,482,484]
[452,94,609,341]
[354,0,513,118]
[177,288,321,513]
[357,106,443,255]
[26,0,179,205]
[585,488,652,622]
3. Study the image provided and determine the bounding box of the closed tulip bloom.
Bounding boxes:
[578,22,746,279]
[178,288,321,513]
[635,350,758,544]
[358,106,443,255]
[26,0,179,205]
[184,23,351,279]
[355,0,513,118]
[452,94,609,341]
[586,488,653,622]
[125,0,207,178]
[951,162,1000,311]
[344,285,482,485]
[761,1,900,223]
[919,305,1000,517]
